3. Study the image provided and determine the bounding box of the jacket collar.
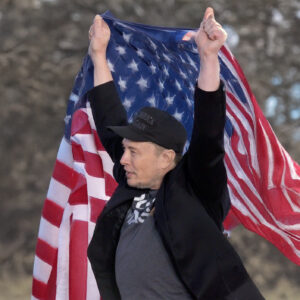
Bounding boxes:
[103,184,149,214]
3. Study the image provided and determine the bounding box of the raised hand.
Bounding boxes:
[190,7,227,91]
[194,7,227,58]
[88,15,111,66]
[88,15,113,86]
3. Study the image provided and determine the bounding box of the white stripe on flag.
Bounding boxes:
[33,256,52,283]
[71,133,99,154]
[72,204,89,222]
[57,137,74,167]
[38,217,59,248]
[47,177,71,208]
[98,150,114,177]
[85,173,110,200]
[56,204,71,300]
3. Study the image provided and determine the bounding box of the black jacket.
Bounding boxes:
[87,81,264,300]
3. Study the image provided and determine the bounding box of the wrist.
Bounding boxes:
[92,57,107,70]
[92,54,108,67]
[200,53,219,65]
[197,55,220,91]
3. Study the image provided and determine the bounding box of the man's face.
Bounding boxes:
[120,139,166,190]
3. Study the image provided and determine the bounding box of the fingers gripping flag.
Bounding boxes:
[32,11,300,300]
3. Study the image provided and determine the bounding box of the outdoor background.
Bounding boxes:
[0,0,299,299]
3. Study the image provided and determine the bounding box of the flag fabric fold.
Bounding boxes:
[32,12,300,300]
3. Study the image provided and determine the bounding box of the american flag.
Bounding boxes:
[32,12,300,300]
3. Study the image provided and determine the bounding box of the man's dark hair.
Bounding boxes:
[154,143,183,166]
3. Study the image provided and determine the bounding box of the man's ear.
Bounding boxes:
[161,149,176,169]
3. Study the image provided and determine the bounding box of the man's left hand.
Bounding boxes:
[194,7,227,59]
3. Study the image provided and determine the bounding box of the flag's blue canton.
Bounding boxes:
[104,18,200,148]
[63,12,251,145]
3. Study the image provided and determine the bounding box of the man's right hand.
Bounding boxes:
[88,15,113,86]
[88,15,111,66]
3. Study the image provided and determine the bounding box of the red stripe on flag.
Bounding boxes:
[85,151,105,178]
[53,160,76,189]
[69,173,88,205]
[255,117,288,188]
[104,171,118,197]
[32,278,48,299]
[69,220,88,300]
[72,141,85,162]
[90,197,107,223]
[35,238,58,266]
[42,199,64,227]
[72,139,105,177]
[71,109,92,136]
[46,253,58,300]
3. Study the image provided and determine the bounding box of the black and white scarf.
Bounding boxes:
[126,191,157,224]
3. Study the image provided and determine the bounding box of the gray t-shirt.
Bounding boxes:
[115,192,193,300]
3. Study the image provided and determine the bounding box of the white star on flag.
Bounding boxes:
[118,77,127,92]
[150,63,157,74]
[147,95,156,107]
[185,95,193,108]
[123,97,134,109]
[173,110,184,121]
[107,59,115,72]
[136,76,148,90]
[128,60,139,72]
[163,66,169,77]
[123,33,132,43]
[116,46,126,55]
[179,68,188,79]
[159,80,164,92]
[165,94,175,105]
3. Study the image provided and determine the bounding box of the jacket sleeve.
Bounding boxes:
[185,81,230,227]
[87,81,127,183]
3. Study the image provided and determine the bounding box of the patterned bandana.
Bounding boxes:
[126,191,157,224]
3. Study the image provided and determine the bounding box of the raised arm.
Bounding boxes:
[186,8,230,225]
[87,16,127,182]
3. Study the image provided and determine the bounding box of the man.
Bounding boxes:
[87,8,264,300]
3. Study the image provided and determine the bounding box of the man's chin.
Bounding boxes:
[126,179,146,189]
[126,178,138,188]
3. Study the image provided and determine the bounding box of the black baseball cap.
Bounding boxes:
[107,107,187,154]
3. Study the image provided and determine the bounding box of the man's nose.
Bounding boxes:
[120,150,129,166]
